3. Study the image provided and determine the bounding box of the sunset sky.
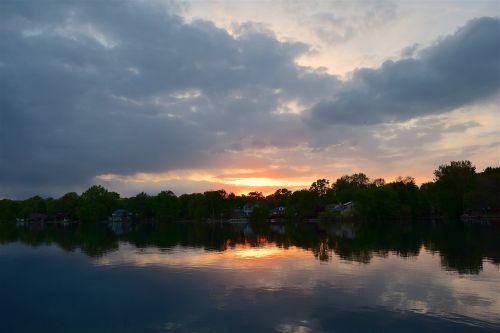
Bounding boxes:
[1,0,499,199]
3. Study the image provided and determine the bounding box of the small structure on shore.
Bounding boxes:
[243,202,261,217]
[461,208,500,225]
[15,218,26,227]
[107,209,132,235]
[271,206,285,218]
[110,209,132,222]
[328,201,355,216]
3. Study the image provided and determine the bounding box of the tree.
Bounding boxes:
[387,177,419,217]
[268,188,292,207]
[249,206,270,223]
[246,191,264,201]
[464,166,500,212]
[333,173,370,203]
[372,178,386,187]
[154,190,180,222]
[78,185,120,222]
[434,161,475,182]
[179,193,207,220]
[354,186,400,219]
[57,192,80,219]
[127,192,153,222]
[286,190,318,219]
[433,160,476,219]
[0,199,19,222]
[394,176,415,184]
[309,179,330,198]
[203,190,227,218]
[249,206,271,234]
[226,192,245,212]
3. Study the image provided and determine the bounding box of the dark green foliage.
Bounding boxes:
[249,206,270,223]
[246,191,264,201]
[332,173,370,203]
[179,193,207,220]
[309,179,330,198]
[203,190,227,219]
[428,161,477,219]
[56,192,80,219]
[354,186,401,219]
[21,195,47,217]
[465,167,500,211]
[154,190,180,222]
[249,206,271,234]
[267,188,292,207]
[78,185,120,223]
[226,192,245,214]
[387,177,420,217]
[286,190,318,219]
[126,192,153,221]
[0,199,20,222]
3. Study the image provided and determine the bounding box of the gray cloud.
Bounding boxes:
[400,44,420,58]
[285,0,397,44]
[0,1,338,198]
[309,17,500,126]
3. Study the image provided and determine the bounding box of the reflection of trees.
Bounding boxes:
[124,223,246,251]
[323,222,421,264]
[77,224,119,257]
[0,223,118,257]
[424,223,498,274]
[311,238,331,262]
[2,220,499,274]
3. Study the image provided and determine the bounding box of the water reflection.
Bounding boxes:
[0,221,499,332]
[1,221,498,274]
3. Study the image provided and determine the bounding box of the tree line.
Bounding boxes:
[0,160,498,223]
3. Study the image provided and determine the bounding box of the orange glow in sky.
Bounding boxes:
[95,166,439,196]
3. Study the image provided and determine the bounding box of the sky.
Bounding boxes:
[0,0,499,199]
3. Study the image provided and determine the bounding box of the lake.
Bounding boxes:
[1,221,499,332]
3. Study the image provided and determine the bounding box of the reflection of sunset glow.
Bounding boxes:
[97,244,313,270]
[233,247,284,259]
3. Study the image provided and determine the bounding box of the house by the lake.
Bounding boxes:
[328,201,355,216]
[110,209,132,222]
[243,202,261,217]
[271,206,285,218]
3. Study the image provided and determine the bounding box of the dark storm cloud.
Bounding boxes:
[309,17,500,125]
[0,1,339,197]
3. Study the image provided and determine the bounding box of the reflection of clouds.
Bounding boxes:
[276,321,312,333]
[95,243,500,326]
[376,249,500,325]
[446,265,500,324]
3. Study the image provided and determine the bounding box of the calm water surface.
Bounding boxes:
[1,222,499,332]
